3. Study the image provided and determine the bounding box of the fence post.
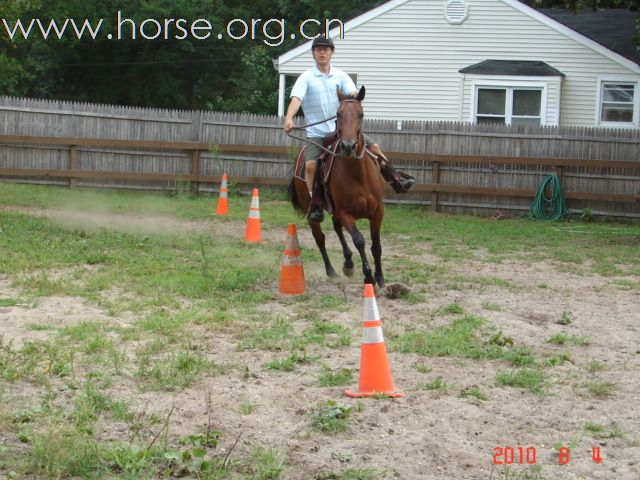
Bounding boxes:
[68,145,77,189]
[431,160,440,212]
[555,165,564,185]
[190,149,201,195]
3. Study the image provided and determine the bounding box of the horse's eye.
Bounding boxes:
[359,113,364,119]
[336,112,341,118]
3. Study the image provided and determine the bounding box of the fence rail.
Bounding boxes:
[1,96,639,218]
[1,134,638,214]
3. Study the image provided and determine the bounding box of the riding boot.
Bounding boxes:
[308,163,325,223]
[368,144,416,193]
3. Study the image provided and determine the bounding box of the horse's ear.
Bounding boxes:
[337,87,346,102]
[356,85,365,102]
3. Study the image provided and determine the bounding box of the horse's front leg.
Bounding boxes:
[342,218,375,285]
[310,222,338,278]
[332,217,354,277]
[370,212,385,288]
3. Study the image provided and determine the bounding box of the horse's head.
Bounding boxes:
[336,86,366,158]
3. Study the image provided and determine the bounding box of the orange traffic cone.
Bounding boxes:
[279,223,305,295]
[345,284,405,398]
[244,188,261,243]
[215,173,229,215]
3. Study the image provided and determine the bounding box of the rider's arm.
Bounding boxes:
[284,96,302,132]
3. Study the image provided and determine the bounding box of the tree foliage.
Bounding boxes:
[0,0,637,113]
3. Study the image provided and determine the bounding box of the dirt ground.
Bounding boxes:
[1,208,639,479]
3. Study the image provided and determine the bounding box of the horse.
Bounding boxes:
[288,86,386,288]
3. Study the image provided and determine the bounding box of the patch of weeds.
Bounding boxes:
[26,323,55,331]
[584,421,623,439]
[394,315,503,359]
[437,303,465,315]
[496,369,546,395]
[482,302,503,312]
[412,362,432,374]
[556,311,573,325]
[505,346,537,367]
[239,317,292,351]
[239,400,257,415]
[27,422,102,478]
[460,386,489,402]
[341,467,383,479]
[317,367,352,387]
[544,352,572,367]
[250,447,285,480]
[311,401,353,434]
[586,381,616,399]
[586,359,605,373]
[299,320,352,349]
[73,380,111,433]
[611,279,638,290]
[266,351,309,372]
[136,351,218,391]
[547,332,590,346]
[423,376,449,391]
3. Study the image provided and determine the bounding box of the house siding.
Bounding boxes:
[277,0,640,127]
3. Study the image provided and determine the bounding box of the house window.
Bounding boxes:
[599,83,635,124]
[476,87,542,125]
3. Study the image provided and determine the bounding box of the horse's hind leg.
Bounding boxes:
[332,217,354,277]
[310,222,338,278]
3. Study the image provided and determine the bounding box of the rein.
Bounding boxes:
[286,98,366,159]
[286,115,338,156]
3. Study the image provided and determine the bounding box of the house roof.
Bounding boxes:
[459,60,565,76]
[538,8,640,65]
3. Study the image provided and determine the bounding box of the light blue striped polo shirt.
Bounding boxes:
[290,65,356,137]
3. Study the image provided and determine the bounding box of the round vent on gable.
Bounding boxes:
[444,0,469,25]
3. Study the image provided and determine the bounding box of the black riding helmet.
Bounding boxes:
[312,35,335,50]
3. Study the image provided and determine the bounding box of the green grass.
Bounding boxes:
[460,386,489,401]
[496,369,546,395]
[311,401,354,434]
[393,315,504,359]
[1,183,639,479]
[317,367,353,387]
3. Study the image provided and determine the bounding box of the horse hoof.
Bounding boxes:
[343,267,354,277]
[327,269,339,278]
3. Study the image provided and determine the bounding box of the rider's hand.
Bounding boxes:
[284,118,294,133]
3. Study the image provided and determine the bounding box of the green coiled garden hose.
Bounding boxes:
[528,174,570,221]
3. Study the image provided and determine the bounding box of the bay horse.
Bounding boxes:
[288,86,386,288]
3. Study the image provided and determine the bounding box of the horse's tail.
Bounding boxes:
[288,177,305,216]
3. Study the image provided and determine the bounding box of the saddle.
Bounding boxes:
[294,131,340,215]
[294,131,339,184]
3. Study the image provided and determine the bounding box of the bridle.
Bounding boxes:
[335,99,365,160]
[285,99,365,159]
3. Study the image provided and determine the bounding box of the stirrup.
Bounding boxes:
[390,173,415,193]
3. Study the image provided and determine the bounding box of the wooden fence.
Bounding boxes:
[1,96,639,218]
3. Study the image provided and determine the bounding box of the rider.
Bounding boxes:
[283,35,415,223]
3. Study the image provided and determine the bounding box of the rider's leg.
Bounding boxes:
[304,140,324,223]
[364,135,415,193]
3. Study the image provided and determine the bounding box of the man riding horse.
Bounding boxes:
[283,35,415,223]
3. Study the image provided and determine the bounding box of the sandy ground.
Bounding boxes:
[1,207,639,479]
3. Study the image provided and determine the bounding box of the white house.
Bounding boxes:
[275,0,640,129]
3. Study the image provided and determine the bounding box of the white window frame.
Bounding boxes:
[470,79,549,126]
[596,78,639,129]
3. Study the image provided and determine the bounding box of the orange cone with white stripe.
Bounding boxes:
[279,224,305,295]
[244,188,261,243]
[215,173,229,215]
[345,284,405,398]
